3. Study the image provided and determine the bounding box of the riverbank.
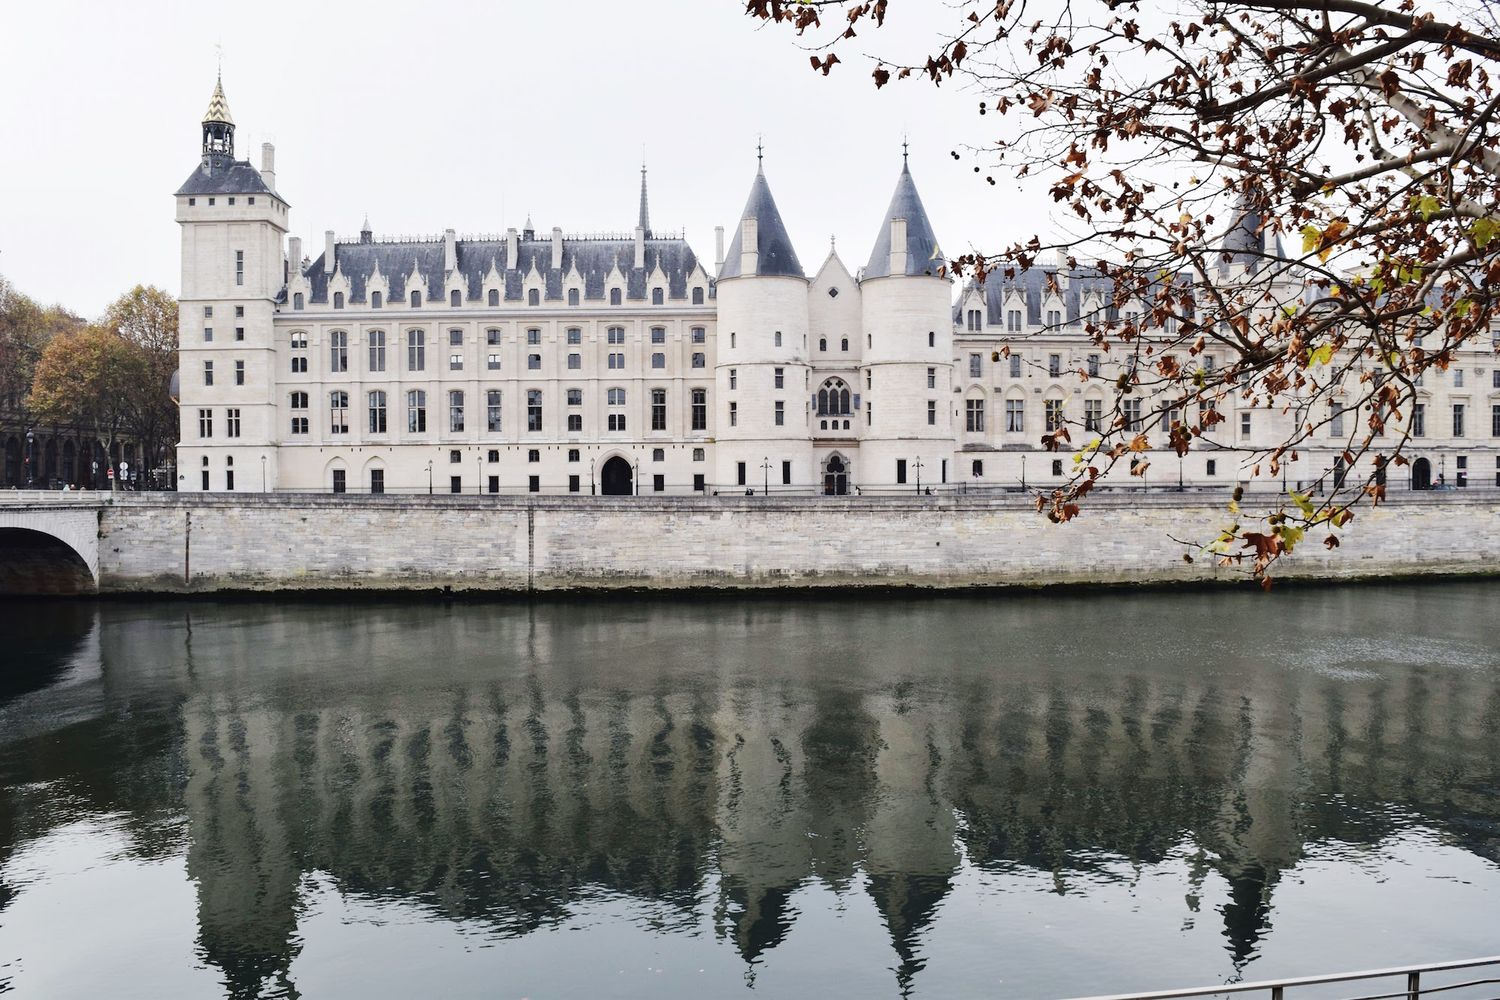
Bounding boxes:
[5,491,1487,594]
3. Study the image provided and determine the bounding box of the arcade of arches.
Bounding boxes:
[0,429,138,489]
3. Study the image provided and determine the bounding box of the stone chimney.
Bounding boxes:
[443,228,458,273]
[715,226,725,270]
[634,225,646,270]
[324,230,335,274]
[739,218,759,277]
[260,143,276,191]
[552,227,564,270]
[288,236,302,275]
[506,228,519,269]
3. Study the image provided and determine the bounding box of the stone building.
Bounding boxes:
[175,76,1500,495]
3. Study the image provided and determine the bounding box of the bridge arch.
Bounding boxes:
[0,510,100,595]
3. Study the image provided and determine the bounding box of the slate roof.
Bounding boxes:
[957,265,1198,329]
[863,161,944,278]
[1220,193,1287,273]
[301,235,709,305]
[175,159,275,198]
[718,168,804,280]
[203,76,233,125]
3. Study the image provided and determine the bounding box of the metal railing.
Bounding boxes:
[1064,957,1500,1000]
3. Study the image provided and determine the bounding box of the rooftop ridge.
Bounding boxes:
[330,230,686,245]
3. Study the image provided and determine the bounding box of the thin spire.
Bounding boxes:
[638,161,651,237]
[756,134,764,171]
[902,133,909,166]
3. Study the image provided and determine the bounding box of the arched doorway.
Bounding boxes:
[823,453,850,496]
[1411,457,1432,490]
[601,456,633,496]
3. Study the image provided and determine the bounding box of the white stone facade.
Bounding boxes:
[175,79,1500,497]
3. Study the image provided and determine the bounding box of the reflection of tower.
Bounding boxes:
[1219,862,1276,969]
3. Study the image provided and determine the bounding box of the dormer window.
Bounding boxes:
[333,292,344,309]
[371,291,382,309]
[488,289,500,306]
[652,288,664,305]
[293,293,304,310]
[450,289,461,307]
[410,290,421,308]
[228,197,236,205]
[528,289,540,306]
[610,288,621,305]
[568,288,580,306]
[692,287,704,304]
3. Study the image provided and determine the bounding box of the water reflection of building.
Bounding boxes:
[10,601,1499,998]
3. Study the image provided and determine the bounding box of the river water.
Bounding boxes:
[0,586,1497,999]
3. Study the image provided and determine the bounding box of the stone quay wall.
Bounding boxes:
[69,491,1500,593]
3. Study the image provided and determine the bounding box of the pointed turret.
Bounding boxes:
[718,161,803,280]
[864,157,942,278]
[201,73,236,165]
[360,215,372,244]
[638,163,652,238]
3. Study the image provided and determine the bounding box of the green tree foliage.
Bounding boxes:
[0,274,84,428]
[28,325,146,492]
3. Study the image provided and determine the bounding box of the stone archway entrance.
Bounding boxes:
[822,454,850,496]
[601,456,633,496]
[1411,457,1432,490]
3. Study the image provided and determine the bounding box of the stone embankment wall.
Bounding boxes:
[73,492,1500,593]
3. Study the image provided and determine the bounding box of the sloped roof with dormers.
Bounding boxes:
[718,168,804,280]
[863,160,944,279]
[301,235,710,304]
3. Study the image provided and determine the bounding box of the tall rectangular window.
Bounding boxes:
[1084,399,1102,432]
[1009,355,1022,378]
[1330,401,1345,438]
[927,367,936,389]
[773,400,785,426]
[1087,354,1100,377]
[329,391,349,434]
[1005,399,1024,432]
[203,360,214,386]
[692,327,706,343]
[651,327,666,344]
[1240,411,1252,439]
[329,331,348,372]
[737,462,746,486]
[1048,354,1062,378]
[225,408,240,437]
[368,330,386,372]
[1454,403,1466,438]
[408,389,427,432]
[774,367,785,389]
[451,353,464,371]
[651,388,667,430]
[527,390,542,432]
[928,399,937,425]
[608,352,624,369]
[1124,399,1143,431]
[967,399,985,432]
[407,329,425,371]
[234,360,245,386]
[371,469,385,494]
[198,408,212,437]
[235,250,244,286]
[449,390,465,432]
[487,390,502,432]
[728,401,738,427]
[969,354,982,378]
[729,369,738,390]
[691,388,707,431]
[652,352,665,369]
[290,392,309,434]
[1491,404,1500,437]
[368,390,387,433]
[332,469,346,494]
[896,459,908,484]
[1412,403,1425,437]
[527,328,541,345]
[782,460,791,485]
[1045,398,1064,432]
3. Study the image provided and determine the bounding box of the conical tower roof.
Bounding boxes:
[719,163,804,279]
[864,158,943,278]
[203,74,234,126]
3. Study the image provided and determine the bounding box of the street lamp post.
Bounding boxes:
[1178,453,1184,492]
[426,460,433,495]
[914,457,924,495]
[762,457,771,497]
[476,453,482,495]
[1020,453,1027,491]
[590,458,596,495]
[261,454,267,492]
[633,459,640,496]
[25,430,34,488]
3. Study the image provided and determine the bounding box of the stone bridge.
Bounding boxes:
[0,495,104,595]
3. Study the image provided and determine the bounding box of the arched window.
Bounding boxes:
[450,289,461,307]
[333,291,345,309]
[817,379,851,416]
[488,288,500,306]
[692,286,704,304]
[371,290,383,309]
[293,292,304,310]
[410,289,422,307]
[609,287,621,305]
[840,338,849,352]
[528,288,540,306]
[652,287,664,305]
[819,338,827,351]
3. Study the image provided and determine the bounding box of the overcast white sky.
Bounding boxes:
[0,0,1050,318]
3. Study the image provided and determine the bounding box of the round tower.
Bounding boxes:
[713,155,814,493]
[856,155,954,491]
